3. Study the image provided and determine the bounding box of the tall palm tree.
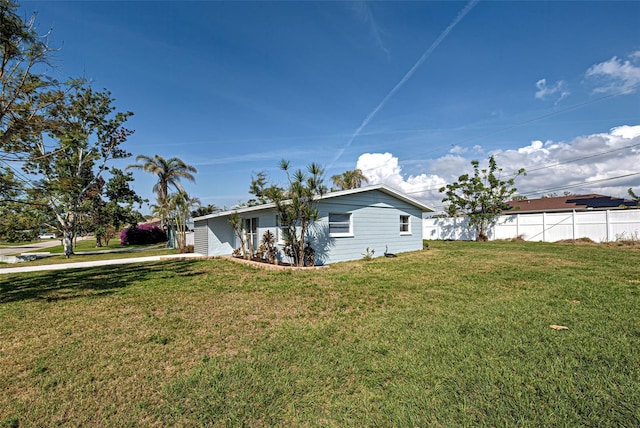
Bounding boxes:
[128,155,197,237]
[167,191,201,251]
[331,168,369,191]
[127,154,198,203]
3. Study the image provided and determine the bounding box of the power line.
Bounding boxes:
[521,171,640,198]
[355,84,640,178]
[355,132,640,201]
[502,141,640,175]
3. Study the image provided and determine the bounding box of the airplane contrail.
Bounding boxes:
[330,0,480,168]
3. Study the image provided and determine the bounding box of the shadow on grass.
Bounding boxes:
[0,261,195,304]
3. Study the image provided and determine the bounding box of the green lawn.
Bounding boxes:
[1,241,639,426]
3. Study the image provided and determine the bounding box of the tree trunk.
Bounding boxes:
[297,223,306,267]
[477,223,489,241]
[63,230,74,258]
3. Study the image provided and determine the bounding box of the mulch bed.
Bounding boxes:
[218,256,327,271]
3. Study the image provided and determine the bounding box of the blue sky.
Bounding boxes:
[21,1,640,213]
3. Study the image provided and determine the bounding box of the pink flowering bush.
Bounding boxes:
[120,224,167,245]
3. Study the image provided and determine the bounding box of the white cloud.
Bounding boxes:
[517,140,549,155]
[449,145,467,154]
[535,78,570,103]
[585,51,640,95]
[493,125,640,198]
[356,152,447,209]
[353,125,640,211]
[610,124,640,139]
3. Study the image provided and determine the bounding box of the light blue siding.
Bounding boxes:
[205,217,235,255]
[193,187,426,264]
[240,208,279,252]
[194,208,281,257]
[313,190,423,264]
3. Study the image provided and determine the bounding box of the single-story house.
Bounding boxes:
[193,184,434,265]
[506,194,638,214]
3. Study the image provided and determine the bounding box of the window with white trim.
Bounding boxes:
[329,213,352,236]
[400,215,411,234]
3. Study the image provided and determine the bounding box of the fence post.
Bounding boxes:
[606,210,611,242]
[572,210,577,240]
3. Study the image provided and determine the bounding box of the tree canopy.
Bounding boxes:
[0,0,61,160]
[127,154,197,202]
[26,84,135,255]
[247,160,327,266]
[0,1,141,249]
[331,168,368,191]
[440,155,524,241]
[127,154,197,229]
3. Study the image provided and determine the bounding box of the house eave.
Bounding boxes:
[192,184,434,222]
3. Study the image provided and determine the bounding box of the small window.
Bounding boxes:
[329,213,352,236]
[277,215,293,243]
[400,215,411,234]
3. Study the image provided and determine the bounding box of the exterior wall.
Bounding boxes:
[423,209,640,242]
[194,190,426,264]
[204,217,235,256]
[314,190,423,264]
[194,208,280,257]
[237,208,279,253]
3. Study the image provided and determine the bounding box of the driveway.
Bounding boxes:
[0,253,207,275]
[0,239,63,256]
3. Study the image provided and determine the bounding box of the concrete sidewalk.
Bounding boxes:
[0,253,207,275]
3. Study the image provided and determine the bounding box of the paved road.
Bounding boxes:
[0,239,63,256]
[0,253,206,275]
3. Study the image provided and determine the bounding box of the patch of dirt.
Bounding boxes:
[221,256,327,271]
[556,238,597,245]
[556,238,640,249]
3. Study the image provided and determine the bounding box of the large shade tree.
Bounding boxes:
[0,1,141,252]
[0,0,55,152]
[26,84,134,256]
[0,0,65,200]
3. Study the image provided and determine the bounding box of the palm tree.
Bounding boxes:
[331,168,369,191]
[128,154,197,201]
[167,191,201,251]
[127,154,197,231]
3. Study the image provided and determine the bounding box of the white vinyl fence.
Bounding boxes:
[423,209,640,243]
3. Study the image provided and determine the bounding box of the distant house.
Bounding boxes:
[506,194,638,214]
[193,184,433,265]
